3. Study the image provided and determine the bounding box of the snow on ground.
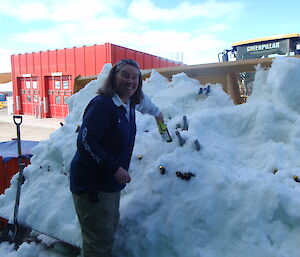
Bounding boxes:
[1,57,300,256]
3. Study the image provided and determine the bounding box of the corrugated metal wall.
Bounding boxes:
[11,43,182,118]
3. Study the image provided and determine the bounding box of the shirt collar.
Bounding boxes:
[113,94,131,121]
[112,94,130,108]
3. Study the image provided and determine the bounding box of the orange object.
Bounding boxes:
[0,140,38,195]
[0,156,30,195]
[0,217,8,229]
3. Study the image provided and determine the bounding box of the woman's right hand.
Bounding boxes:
[113,166,131,184]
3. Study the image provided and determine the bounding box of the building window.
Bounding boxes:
[55,81,61,89]
[55,96,61,104]
[32,81,38,89]
[33,95,38,103]
[26,95,31,102]
[64,96,69,104]
[63,81,69,89]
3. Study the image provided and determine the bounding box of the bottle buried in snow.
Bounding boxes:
[198,87,203,95]
[156,121,172,142]
[176,171,195,181]
[206,85,211,95]
[194,139,201,151]
[182,115,188,131]
[175,130,186,146]
[158,165,166,175]
[198,85,211,97]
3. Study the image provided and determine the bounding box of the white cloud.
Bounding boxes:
[9,23,227,65]
[128,0,244,22]
[0,0,238,72]
[80,17,133,33]
[12,31,64,48]
[206,24,229,32]
[0,0,122,22]
[0,49,12,72]
[128,30,227,64]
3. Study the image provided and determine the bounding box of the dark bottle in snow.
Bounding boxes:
[175,130,186,146]
[198,87,203,95]
[194,139,201,151]
[156,121,172,142]
[182,115,188,131]
[206,85,211,95]
[158,165,166,175]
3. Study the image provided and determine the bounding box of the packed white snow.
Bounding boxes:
[1,56,300,257]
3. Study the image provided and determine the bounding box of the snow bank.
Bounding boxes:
[1,57,300,257]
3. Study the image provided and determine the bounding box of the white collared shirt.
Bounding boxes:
[112,93,160,121]
[112,94,131,120]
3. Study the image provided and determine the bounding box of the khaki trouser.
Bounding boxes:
[72,191,121,257]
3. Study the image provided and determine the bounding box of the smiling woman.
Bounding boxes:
[98,59,143,106]
[69,59,163,257]
[115,64,140,103]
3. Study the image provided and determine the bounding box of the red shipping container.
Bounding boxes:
[11,43,183,118]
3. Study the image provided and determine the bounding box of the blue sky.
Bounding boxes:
[0,0,299,72]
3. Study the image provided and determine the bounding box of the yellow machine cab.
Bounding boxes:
[219,33,300,62]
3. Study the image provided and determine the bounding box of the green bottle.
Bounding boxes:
[156,121,172,142]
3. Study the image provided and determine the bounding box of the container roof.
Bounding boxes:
[232,33,300,47]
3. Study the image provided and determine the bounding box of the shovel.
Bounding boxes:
[0,116,31,248]
[11,115,31,248]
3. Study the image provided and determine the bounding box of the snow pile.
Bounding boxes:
[0,241,70,257]
[2,57,300,257]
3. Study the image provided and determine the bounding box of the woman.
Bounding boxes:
[70,59,163,257]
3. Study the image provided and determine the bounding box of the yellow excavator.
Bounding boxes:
[218,33,300,97]
[219,33,300,62]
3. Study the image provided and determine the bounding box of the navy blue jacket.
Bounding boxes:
[70,95,136,194]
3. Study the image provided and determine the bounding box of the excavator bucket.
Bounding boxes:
[74,75,97,94]
[73,57,300,104]
[0,72,12,84]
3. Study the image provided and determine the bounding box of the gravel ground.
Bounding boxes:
[0,108,64,142]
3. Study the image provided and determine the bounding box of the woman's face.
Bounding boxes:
[115,64,140,103]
